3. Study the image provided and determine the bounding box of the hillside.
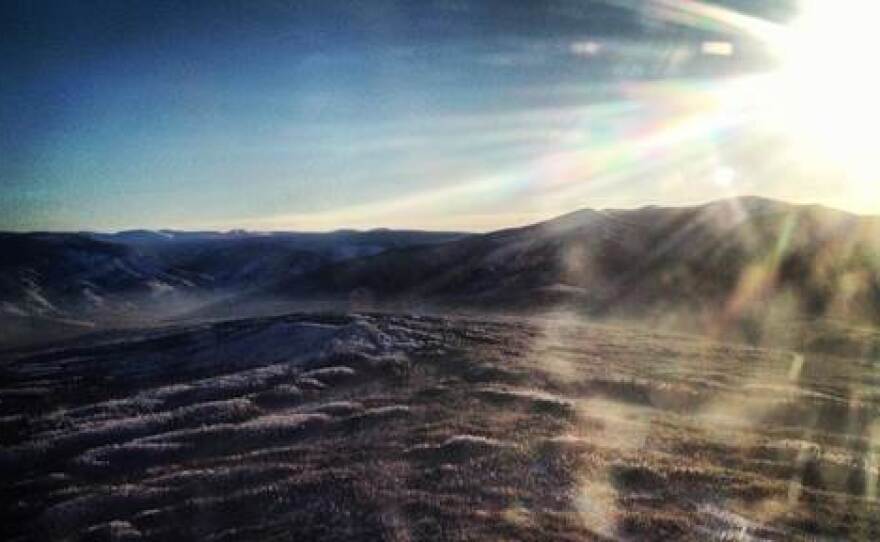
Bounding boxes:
[0,230,466,345]
[5,197,880,346]
[260,197,880,332]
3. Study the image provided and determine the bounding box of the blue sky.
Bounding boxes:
[8,0,875,232]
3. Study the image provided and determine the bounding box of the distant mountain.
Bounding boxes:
[86,229,468,290]
[0,232,189,317]
[257,197,880,329]
[5,197,880,347]
[0,229,467,343]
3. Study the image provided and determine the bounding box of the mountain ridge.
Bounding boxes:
[3,196,879,346]
[0,229,468,345]
[249,196,880,332]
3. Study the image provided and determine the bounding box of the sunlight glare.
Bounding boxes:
[772,0,880,179]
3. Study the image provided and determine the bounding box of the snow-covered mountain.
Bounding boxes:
[0,229,467,343]
[5,197,880,347]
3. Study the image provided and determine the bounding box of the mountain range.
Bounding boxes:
[257,197,880,328]
[3,196,879,345]
[0,229,465,344]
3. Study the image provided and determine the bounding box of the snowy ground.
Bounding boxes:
[1,312,879,540]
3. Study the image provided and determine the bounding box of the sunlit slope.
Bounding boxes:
[273,197,880,324]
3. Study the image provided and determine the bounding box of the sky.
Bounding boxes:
[2,0,877,232]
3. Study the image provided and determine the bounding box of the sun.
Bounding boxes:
[770,0,880,179]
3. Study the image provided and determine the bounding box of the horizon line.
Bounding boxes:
[1,195,870,235]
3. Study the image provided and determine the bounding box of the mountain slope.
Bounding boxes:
[0,229,468,344]
[0,233,194,318]
[5,197,879,345]
[262,197,880,327]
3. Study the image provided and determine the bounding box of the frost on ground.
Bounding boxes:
[1,312,879,541]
